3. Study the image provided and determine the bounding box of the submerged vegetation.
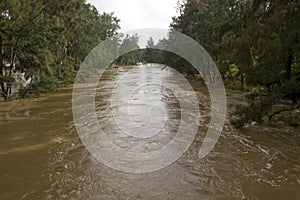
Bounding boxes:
[169,0,300,127]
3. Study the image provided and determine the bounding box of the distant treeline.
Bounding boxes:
[119,0,300,127]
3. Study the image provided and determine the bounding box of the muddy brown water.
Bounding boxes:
[0,65,299,200]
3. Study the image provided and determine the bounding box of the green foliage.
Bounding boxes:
[143,37,156,63]
[0,0,120,99]
[224,64,244,90]
[116,34,142,65]
[230,100,273,128]
[171,0,300,127]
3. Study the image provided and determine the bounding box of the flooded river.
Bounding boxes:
[0,64,299,199]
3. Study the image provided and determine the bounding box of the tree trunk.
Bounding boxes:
[8,42,17,97]
[0,33,7,100]
[240,72,244,88]
[285,53,292,81]
[285,53,297,104]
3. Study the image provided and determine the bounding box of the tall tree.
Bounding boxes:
[170,0,300,126]
[0,0,120,99]
[117,34,141,65]
[143,37,157,63]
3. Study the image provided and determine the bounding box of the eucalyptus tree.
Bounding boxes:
[170,0,300,126]
[0,0,120,99]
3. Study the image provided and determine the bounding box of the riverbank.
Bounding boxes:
[1,65,299,128]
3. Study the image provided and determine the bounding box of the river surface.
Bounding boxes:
[0,64,299,200]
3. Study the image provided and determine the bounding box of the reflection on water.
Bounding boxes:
[0,64,299,199]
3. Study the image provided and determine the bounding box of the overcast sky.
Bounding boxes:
[86,0,180,32]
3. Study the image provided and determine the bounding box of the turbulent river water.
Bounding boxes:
[0,64,299,200]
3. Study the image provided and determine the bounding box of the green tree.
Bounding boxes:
[0,0,120,99]
[117,34,141,65]
[170,0,300,126]
[143,37,156,63]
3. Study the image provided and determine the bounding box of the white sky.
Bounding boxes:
[86,0,180,32]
